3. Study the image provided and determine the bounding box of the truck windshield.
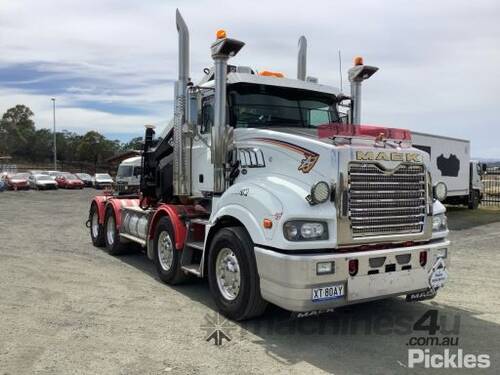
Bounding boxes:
[117,165,133,178]
[228,83,340,128]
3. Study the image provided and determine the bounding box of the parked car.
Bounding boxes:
[2,172,30,190]
[28,170,44,175]
[75,173,93,187]
[92,173,114,189]
[28,174,58,190]
[55,173,85,189]
[47,171,61,180]
[0,179,6,192]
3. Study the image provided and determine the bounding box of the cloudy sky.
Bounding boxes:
[1,0,499,157]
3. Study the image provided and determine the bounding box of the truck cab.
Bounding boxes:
[88,10,450,321]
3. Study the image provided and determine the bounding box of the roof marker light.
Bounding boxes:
[258,70,285,78]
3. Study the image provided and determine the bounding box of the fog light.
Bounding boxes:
[310,181,330,204]
[316,261,334,275]
[348,259,358,276]
[436,248,447,259]
[433,182,447,201]
[419,251,428,267]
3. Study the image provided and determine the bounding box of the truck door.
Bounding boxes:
[470,161,483,192]
[191,95,214,196]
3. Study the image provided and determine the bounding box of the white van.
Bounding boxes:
[116,156,141,195]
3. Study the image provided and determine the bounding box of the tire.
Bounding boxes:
[207,227,267,321]
[104,207,125,255]
[468,190,480,209]
[153,217,187,284]
[89,203,105,247]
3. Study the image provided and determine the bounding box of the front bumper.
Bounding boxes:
[254,240,450,312]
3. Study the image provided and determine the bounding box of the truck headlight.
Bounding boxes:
[284,221,328,241]
[310,181,330,204]
[433,182,447,201]
[432,213,447,232]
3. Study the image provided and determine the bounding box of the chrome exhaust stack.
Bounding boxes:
[173,9,191,196]
[348,57,378,124]
[297,36,307,81]
[210,31,244,194]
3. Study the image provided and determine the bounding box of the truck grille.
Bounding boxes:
[348,163,426,237]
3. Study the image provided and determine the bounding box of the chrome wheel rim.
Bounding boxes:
[106,214,115,245]
[91,210,99,238]
[158,231,174,271]
[215,248,240,301]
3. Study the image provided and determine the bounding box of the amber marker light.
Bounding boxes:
[354,56,364,66]
[216,29,227,39]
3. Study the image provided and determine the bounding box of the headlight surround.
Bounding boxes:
[432,213,448,232]
[283,221,328,241]
[310,181,330,204]
[433,182,447,201]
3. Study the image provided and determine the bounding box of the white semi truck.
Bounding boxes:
[88,10,450,320]
[412,132,484,209]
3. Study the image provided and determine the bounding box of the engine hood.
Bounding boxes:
[234,127,430,181]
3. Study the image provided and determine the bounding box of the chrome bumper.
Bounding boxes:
[254,240,450,312]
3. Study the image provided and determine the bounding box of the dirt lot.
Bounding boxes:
[1,189,499,374]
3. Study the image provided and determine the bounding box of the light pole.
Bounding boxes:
[51,98,57,170]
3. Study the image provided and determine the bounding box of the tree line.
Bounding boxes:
[0,105,143,166]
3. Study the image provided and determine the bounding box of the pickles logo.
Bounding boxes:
[356,151,421,163]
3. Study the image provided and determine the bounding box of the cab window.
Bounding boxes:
[201,97,214,134]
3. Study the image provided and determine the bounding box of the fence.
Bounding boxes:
[1,160,115,175]
[481,167,500,206]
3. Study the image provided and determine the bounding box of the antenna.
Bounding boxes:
[338,49,343,92]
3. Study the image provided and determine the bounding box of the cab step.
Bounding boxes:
[181,264,201,276]
[185,241,204,251]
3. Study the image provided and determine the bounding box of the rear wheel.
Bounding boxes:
[89,203,105,247]
[208,227,267,321]
[153,217,187,284]
[104,207,125,255]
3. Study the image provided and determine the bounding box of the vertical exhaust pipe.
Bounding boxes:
[210,31,244,194]
[297,36,307,81]
[173,9,190,196]
[348,56,378,124]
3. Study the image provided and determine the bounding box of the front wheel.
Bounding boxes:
[208,227,267,321]
[153,217,187,284]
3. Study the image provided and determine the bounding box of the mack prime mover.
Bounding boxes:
[88,11,450,320]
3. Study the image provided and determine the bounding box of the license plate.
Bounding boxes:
[312,284,345,302]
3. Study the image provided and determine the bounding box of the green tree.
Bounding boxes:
[77,131,121,167]
[122,136,143,151]
[0,105,36,158]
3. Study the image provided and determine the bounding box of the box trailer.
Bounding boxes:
[412,132,483,209]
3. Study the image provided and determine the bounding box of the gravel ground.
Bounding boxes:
[0,189,499,375]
